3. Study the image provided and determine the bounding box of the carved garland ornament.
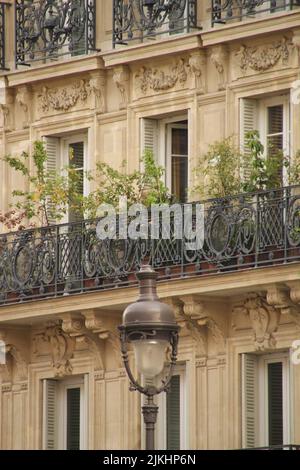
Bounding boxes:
[135,58,189,94]
[237,37,291,73]
[38,79,91,113]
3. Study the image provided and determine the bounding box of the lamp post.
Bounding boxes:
[119,265,179,451]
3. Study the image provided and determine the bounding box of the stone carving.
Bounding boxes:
[165,298,207,357]
[0,333,28,383]
[82,310,122,368]
[179,295,226,353]
[210,46,227,91]
[89,71,106,113]
[42,322,75,377]
[237,38,291,74]
[135,58,189,95]
[189,51,206,93]
[113,66,130,110]
[233,293,281,350]
[38,79,90,113]
[16,86,31,129]
[0,104,10,130]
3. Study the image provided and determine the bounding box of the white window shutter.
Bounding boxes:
[141,118,158,160]
[43,137,59,225]
[242,354,258,449]
[43,379,58,450]
[240,98,258,180]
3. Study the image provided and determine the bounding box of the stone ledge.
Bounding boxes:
[0,263,300,324]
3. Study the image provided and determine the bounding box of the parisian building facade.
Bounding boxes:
[0,0,300,450]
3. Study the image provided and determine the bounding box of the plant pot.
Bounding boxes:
[200,261,218,274]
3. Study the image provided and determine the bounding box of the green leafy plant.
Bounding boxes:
[241,131,287,193]
[1,140,83,229]
[192,137,242,199]
[82,150,172,218]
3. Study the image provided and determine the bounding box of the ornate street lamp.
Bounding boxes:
[119,265,179,450]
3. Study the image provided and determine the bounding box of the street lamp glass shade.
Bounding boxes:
[132,339,169,379]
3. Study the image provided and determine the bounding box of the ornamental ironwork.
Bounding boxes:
[113,0,198,48]
[15,0,96,66]
[212,0,300,25]
[1,186,300,305]
[0,2,10,70]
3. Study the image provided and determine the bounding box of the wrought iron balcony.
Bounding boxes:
[15,0,96,67]
[212,0,300,26]
[113,0,198,48]
[0,1,10,70]
[1,186,300,306]
[249,444,300,449]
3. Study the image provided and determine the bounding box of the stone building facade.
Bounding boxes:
[0,0,300,450]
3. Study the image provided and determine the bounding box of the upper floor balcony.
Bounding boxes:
[0,0,300,71]
[1,185,300,306]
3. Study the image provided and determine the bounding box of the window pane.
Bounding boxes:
[172,128,187,155]
[268,362,283,446]
[172,156,188,202]
[67,388,81,450]
[267,105,283,155]
[167,375,180,450]
[69,142,84,223]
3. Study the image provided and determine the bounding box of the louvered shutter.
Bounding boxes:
[166,375,180,450]
[44,137,60,225]
[67,387,81,450]
[242,354,258,449]
[268,362,283,446]
[240,99,258,180]
[141,118,158,160]
[68,141,84,223]
[43,379,58,450]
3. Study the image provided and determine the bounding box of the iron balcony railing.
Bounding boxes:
[113,0,198,48]
[212,0,300,26]
[0,1,10,70]
[1,186,300,305]
[248,444,300,450]
[15,0,97,67]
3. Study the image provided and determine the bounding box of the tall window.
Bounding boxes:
[240,95,289,184]
[44,134,87,224]
[141,117,189,203]
[43,375,88,450]
[242,352,290,448]
[155,365,187,450]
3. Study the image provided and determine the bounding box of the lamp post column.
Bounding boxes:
[142,395,158,451]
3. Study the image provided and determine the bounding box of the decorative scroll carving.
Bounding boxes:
[42,322,75,377]
[210,46,227,91]
[16,86,31,129]
[233,293,281,350]
[165,298,207,357]
[38,79,91,113]
[89,71,106,113]
[135,58,189,95]
[113,66,129,110]
[180,295,226,353]
[82,310,122,368]
[189,51,206,93]
[236,38,291,74]
[0,333,28,383]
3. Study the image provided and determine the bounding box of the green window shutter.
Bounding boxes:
[166,375,180,450]
[43,379,58,450]
[141,118,158,160]
[240,98,258,181]
[67,387,81,450]
[44,137,60,225]
[268,362,283,446]
[242,354,258,449]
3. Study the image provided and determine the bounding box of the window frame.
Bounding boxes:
[155,363,187,450]
[258,352,291,447]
